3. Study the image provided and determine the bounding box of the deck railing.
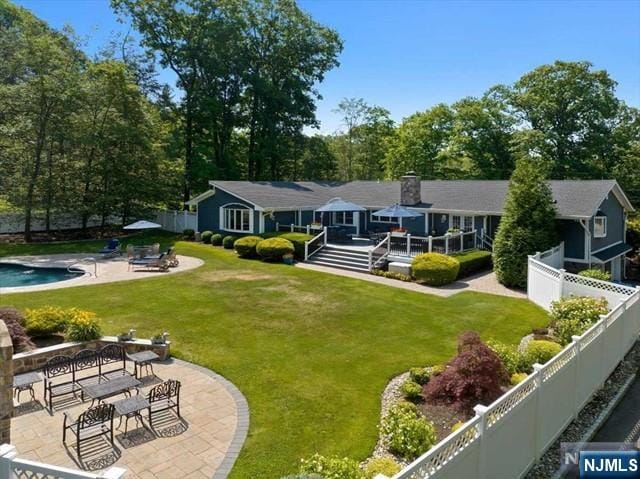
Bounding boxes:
[368,233,391,271]
[387,230,477,258]
[304,227,327,260]
[390,246,640,479]
[276,223,320,235]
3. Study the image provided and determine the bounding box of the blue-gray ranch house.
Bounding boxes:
[187,174,635,280]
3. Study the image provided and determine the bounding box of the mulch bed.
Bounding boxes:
[417,401,468,441]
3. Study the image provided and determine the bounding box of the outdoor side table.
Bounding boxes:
[81,375,141,406]
[113,395,149,436]
[13,371,43,403]
[127,351,160,379]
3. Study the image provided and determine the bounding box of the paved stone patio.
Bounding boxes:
[0,254,203,294]
[11,358,248,479]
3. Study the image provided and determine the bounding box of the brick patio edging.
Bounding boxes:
[172,358,250,479]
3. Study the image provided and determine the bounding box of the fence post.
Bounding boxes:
[406,233,411,256]
[571,335,582,419]
[0,444,17,478]
[428,235,432,253]
[306,225,310,235]
[558,268,566,300]
[460,232,464,252]
[290,224,294,232]
[445,233,450,254]
[532,363,545,460]
[473,405,488,479]
[276,222,279,231]
[323,226,328,245]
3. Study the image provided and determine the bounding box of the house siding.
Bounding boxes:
[558,219,585,260]
[197,189,256,234]
[591,194,625,252]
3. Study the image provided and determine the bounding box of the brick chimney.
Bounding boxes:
[400,171,421,206]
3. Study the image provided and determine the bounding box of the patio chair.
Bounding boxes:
[99,239,120,257]
[99,344,130,380]
[44,355,80,411]
[144,247,178,267]
[63,403,115,457]
[147,379,181,429]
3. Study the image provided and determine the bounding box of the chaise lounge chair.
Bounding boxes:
[99,239,121,258]
[142,247,179,267]
[129,253,169,271]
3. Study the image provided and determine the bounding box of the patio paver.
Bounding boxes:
[11,358,248,479]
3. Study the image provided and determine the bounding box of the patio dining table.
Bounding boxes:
[81,375,141,406]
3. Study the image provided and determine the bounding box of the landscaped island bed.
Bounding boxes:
[1,238,548,478]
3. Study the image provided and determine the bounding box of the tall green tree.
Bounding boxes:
[493,158,558,288]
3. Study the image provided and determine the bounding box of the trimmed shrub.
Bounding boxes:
[364,457,401,478]
[412,253,460,286]
[550,296,608,345]
[234,236,262,258]
[380,401,437,460]
[299,454,363,479]
[487,340,524,375]
[430,364,445,376]
[578,268,611,281]
[66,309,102,342]
[409,367,431,385]
[522,340,562,371]
[423,331,509,413]
[450,249,493,279]
[211,233,224,246]
[511,372,528,385]
[277,233,313,259]
[400,379,423,402]
[0,306,34,352]
[182,228,195,240]
[201,230,214,244]
[222,235,237,249]
[257,237,295,261]
[25,306,69,337]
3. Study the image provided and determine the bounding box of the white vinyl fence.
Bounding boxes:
[0,444,125,478]
[155,210,198,233]
[0,213,117,234]
[392,245,640,479]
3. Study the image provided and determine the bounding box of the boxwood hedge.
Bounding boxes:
[256,237,294,261]
[411,253,460,286]
[234,236,262,258]
[450,249,492,279]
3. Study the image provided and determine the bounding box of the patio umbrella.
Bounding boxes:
[316,197,366,212]
[372,204,421,218]
[123,220,162,230]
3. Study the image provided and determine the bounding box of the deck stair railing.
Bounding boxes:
[304,227,327,260]
[476,231,493,251]
[368,233,391,270]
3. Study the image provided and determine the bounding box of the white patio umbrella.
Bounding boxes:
[372,204,422,228]
[123,220,162,230]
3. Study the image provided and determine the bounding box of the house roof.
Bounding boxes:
[201,179,633,218]
[592,242,633,263]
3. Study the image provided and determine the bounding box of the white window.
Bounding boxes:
[451,215,474,232]
[594,216,607,238]
[371,212,397,224]
[333,211,354,225]
[222,205,252,232]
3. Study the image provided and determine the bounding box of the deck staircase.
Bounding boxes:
[305,245,371,273]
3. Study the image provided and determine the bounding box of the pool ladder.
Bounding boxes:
[68,257,98,277]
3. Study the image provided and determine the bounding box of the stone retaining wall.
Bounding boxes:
[12,336,170,375]
[0,321,13,444]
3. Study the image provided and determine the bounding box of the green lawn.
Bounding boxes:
[1,239,548,478]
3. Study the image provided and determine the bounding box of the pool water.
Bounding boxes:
[0,263,83,288]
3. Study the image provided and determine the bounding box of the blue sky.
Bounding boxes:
[14,0,640,133]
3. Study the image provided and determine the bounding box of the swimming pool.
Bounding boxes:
[0,263,83,288]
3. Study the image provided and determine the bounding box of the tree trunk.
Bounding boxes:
[183,91,194,208]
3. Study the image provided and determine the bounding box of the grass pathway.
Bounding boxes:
[1,240,549,478]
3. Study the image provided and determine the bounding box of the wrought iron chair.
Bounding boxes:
[147,379,181,429]
[99,344,129,380]
[44,355,79,411]
[73,349,102,400]
[63,403,115,457]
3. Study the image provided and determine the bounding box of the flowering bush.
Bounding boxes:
[578,269,611,281]
[380,402,437,460]
[299,454,363,479]
[400,379,423,402]
[521,340,562,371]
[550,296,608,345]
[510,372,528,385]
[487,340,524,375]
[364,457,401,478]
[409,366,431,385]
[423,331,509,413]
[66,309,102,342]
[25,306,69,337]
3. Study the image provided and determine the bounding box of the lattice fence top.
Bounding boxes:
[564,272,637,296]
[486,377,537,428]
[529,258,561,279]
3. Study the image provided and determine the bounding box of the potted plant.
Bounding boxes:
[151,332,169,345]
[283,253,294,265]
[117,329,136,342]
[391,227,407,237]
[310,222,323,230]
